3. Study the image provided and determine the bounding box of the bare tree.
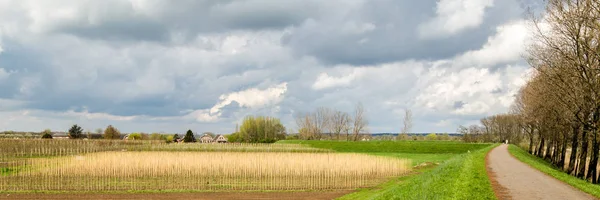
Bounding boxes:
[295,112,315,140]
[329,110,351,140]
[352,103,368,141]
[295,107,331,140]
[401,109,413,134]
[313,107,331,140]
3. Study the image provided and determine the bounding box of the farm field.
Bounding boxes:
[1,139,494,199]
[1,151,408,192]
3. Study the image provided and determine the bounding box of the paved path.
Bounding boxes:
[487,144,596,200]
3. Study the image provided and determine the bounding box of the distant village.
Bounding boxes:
[0,131,230,143]
[0,131,460,142]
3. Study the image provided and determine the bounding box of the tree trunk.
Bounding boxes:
[551,140,558,163]
[586,133,598,183]
[528,126,535,154]
[577,128,589,179]
[537,137,545,158]
[560,135,568,171]
[545,139,553,161]
[568,125,580,175]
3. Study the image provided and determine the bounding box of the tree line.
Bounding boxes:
[295,103,369,141]
[38,124,208,143]
[464,0,600,184]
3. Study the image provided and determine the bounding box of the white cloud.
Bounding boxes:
[419,0,494,39]
[312,71,362,90]
[415,65,529,116]
[185,109,220,123]
[456,20,530,67]
[187,83,288,122]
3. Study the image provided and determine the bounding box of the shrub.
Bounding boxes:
[238,116,286,143]
[165,135,174,143]
[426,133,437,140]
[150,133,162,140]
[68,125,83,139]
[103,125,121,140]
[128,133,142,140]
[41,129,53,139]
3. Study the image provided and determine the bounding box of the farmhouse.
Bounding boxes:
[214,135,227,143]
[200,134,214,143]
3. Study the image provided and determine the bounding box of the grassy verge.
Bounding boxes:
[338,144,497,200]
[367,153,455,167]
[508,145,600,198]
[278,140,491,154]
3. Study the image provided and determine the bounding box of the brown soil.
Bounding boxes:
[0,191,353,200]
[486,148,511,200]
[486,144,596,200]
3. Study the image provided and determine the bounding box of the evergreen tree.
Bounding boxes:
[183,129,196,143]
[68,124,83,139]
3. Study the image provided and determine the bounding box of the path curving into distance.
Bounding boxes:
[486,144,596,200]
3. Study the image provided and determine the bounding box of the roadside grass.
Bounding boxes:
[508,145,600,198]
[338,144,497,200]
[278,140,490,154]
[367,153,455,167]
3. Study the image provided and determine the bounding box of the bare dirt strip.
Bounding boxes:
[0,191,353,200]
[486,144,596,200]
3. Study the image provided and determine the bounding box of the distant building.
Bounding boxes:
[51,132,70,139]
[200,134,214,143]
[214,135,227,143]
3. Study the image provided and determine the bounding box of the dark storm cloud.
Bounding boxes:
[44,0,325,43]
[283,0,526,66]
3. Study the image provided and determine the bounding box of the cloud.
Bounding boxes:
[5,0,326,42]
[419,0,494,39]
[61,109,138,121]
[455,20,530,67]
[312,70,363,90]
[0,0,532,134]
[187,83,288,122]
[414,66,529,116]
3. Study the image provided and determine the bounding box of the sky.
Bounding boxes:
[0,0,538,134]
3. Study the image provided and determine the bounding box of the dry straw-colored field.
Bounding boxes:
[0,141,409,192]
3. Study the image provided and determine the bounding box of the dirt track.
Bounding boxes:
[487,144,596,200]
[0,191,352,200]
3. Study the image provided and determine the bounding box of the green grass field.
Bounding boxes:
[338,144,498,200]
[508,145,600,198]
[367,152,456,167]
[277,140,497,199]
[278,140,490,154]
